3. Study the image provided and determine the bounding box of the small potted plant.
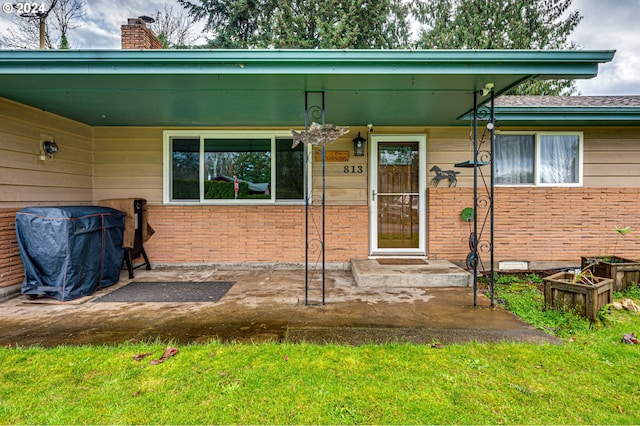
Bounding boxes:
[461,207,476,270]
[581,226,639,292]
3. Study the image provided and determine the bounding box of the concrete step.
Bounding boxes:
[351,258,472,288]
[0,284,21,302]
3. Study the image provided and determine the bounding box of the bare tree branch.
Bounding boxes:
[151,5,201,48]
[0,0,84,49]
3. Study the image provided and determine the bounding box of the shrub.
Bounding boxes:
[205,180,249,199]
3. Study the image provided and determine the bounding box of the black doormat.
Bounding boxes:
[93,281,235,303]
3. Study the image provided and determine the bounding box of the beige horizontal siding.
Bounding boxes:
[93,126,164,204]
[3,95,640,210]
[89,124,640,202]
[583,128,640,187]
[427,126,640,189]
[93,126,371,205]
[0,97,92,208]
[0,168,92,188]
[425,127,475,188]
[308,131,368,205]
[0,185,93,203]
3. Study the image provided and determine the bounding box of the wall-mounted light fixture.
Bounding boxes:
[481,82,494,97]
[43,140,58,155]
[352,132,366,157]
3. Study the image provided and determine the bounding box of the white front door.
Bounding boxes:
[369,134,427,256]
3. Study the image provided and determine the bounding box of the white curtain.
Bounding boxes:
[495,135,534,184]
[539,135,579,184]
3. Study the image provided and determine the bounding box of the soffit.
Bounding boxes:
[0,49,615,127]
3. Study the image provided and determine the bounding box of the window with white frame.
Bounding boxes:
[494,132,583,186]
[164,131,305,203]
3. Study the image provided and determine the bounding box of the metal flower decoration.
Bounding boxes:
[291,122,349,148]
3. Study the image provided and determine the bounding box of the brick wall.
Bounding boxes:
[121,18,162,49]
[3,190,638,278]
[0,205,368,282]
[144,205,370,264]
[428,187,640,265]
[0,209,23,287]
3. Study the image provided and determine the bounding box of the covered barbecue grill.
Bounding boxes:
[16,206,126,301]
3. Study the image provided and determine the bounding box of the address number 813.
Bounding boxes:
[343,166,364,174]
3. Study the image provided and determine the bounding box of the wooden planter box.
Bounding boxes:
[543,272,613,321]
[581,256,640,292]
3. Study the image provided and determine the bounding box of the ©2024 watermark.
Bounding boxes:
[2,2,47,15]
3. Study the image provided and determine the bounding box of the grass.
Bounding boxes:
[1,276,640,424]
[492,273,593,337]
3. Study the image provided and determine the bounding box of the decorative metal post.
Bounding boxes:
[456,89,495,307]
[473,90,479,307]
[489,93,496,307]
[304,91,325,305]
[294,92,348,306]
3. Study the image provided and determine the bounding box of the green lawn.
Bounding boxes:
[1,277,640,424]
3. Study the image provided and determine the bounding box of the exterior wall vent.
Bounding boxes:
[499,261,529,271]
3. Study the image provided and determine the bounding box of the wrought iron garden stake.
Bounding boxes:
[466,89,495,308]
[489,92,496,307]
[473,90,479,307]
[297,92,348,306]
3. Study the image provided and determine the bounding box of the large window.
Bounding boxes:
[495,132,582,186]
[164,131,305,203]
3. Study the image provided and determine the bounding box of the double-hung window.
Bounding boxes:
[163,131,305,204]
[494,132,583,186]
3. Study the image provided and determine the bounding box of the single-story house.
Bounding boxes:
[1,20,639,295]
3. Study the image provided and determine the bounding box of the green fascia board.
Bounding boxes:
[0,49,615,77]
[489,106,640,126]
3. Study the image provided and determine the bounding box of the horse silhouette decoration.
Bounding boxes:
[430,165,460,187]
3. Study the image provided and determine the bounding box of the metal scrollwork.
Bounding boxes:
[307,105,323,122]
[476,105,491,121]
[478,150,491,164]
[464,90,496,308]
[476,194,490,209]
[303,91,326,306]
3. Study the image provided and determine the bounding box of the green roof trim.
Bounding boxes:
[483,96,640,126]
[0,49,615,75]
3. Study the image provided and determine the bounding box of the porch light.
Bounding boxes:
[481,82,494,96]
[43,140,58,155]
[352,132,366,156]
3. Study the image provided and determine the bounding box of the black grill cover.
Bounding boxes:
[16,206,126,301]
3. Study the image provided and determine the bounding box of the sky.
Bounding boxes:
[0,0,638,95]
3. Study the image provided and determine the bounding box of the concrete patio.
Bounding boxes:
[0,266,558,348]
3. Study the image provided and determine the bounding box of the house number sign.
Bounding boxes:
[312,151,364,174]
[343,165,364,174]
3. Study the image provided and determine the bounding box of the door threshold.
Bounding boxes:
[368,254,428,259]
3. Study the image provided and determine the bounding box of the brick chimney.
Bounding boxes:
[121,17,162,49]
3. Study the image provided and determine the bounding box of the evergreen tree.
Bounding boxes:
[178,0,412,49]
[411,0,582,94]
[177,0,583,93]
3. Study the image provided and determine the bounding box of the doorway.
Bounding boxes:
[369,134,426,256]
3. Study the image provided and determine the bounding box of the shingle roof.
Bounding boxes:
[488,95,640,126]
[496,95,640,107]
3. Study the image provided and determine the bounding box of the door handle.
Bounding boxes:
[372,189,377,201]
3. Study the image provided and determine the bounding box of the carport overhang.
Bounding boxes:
[0,49,615,127]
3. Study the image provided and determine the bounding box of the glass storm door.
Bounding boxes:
[370,135,426,255]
